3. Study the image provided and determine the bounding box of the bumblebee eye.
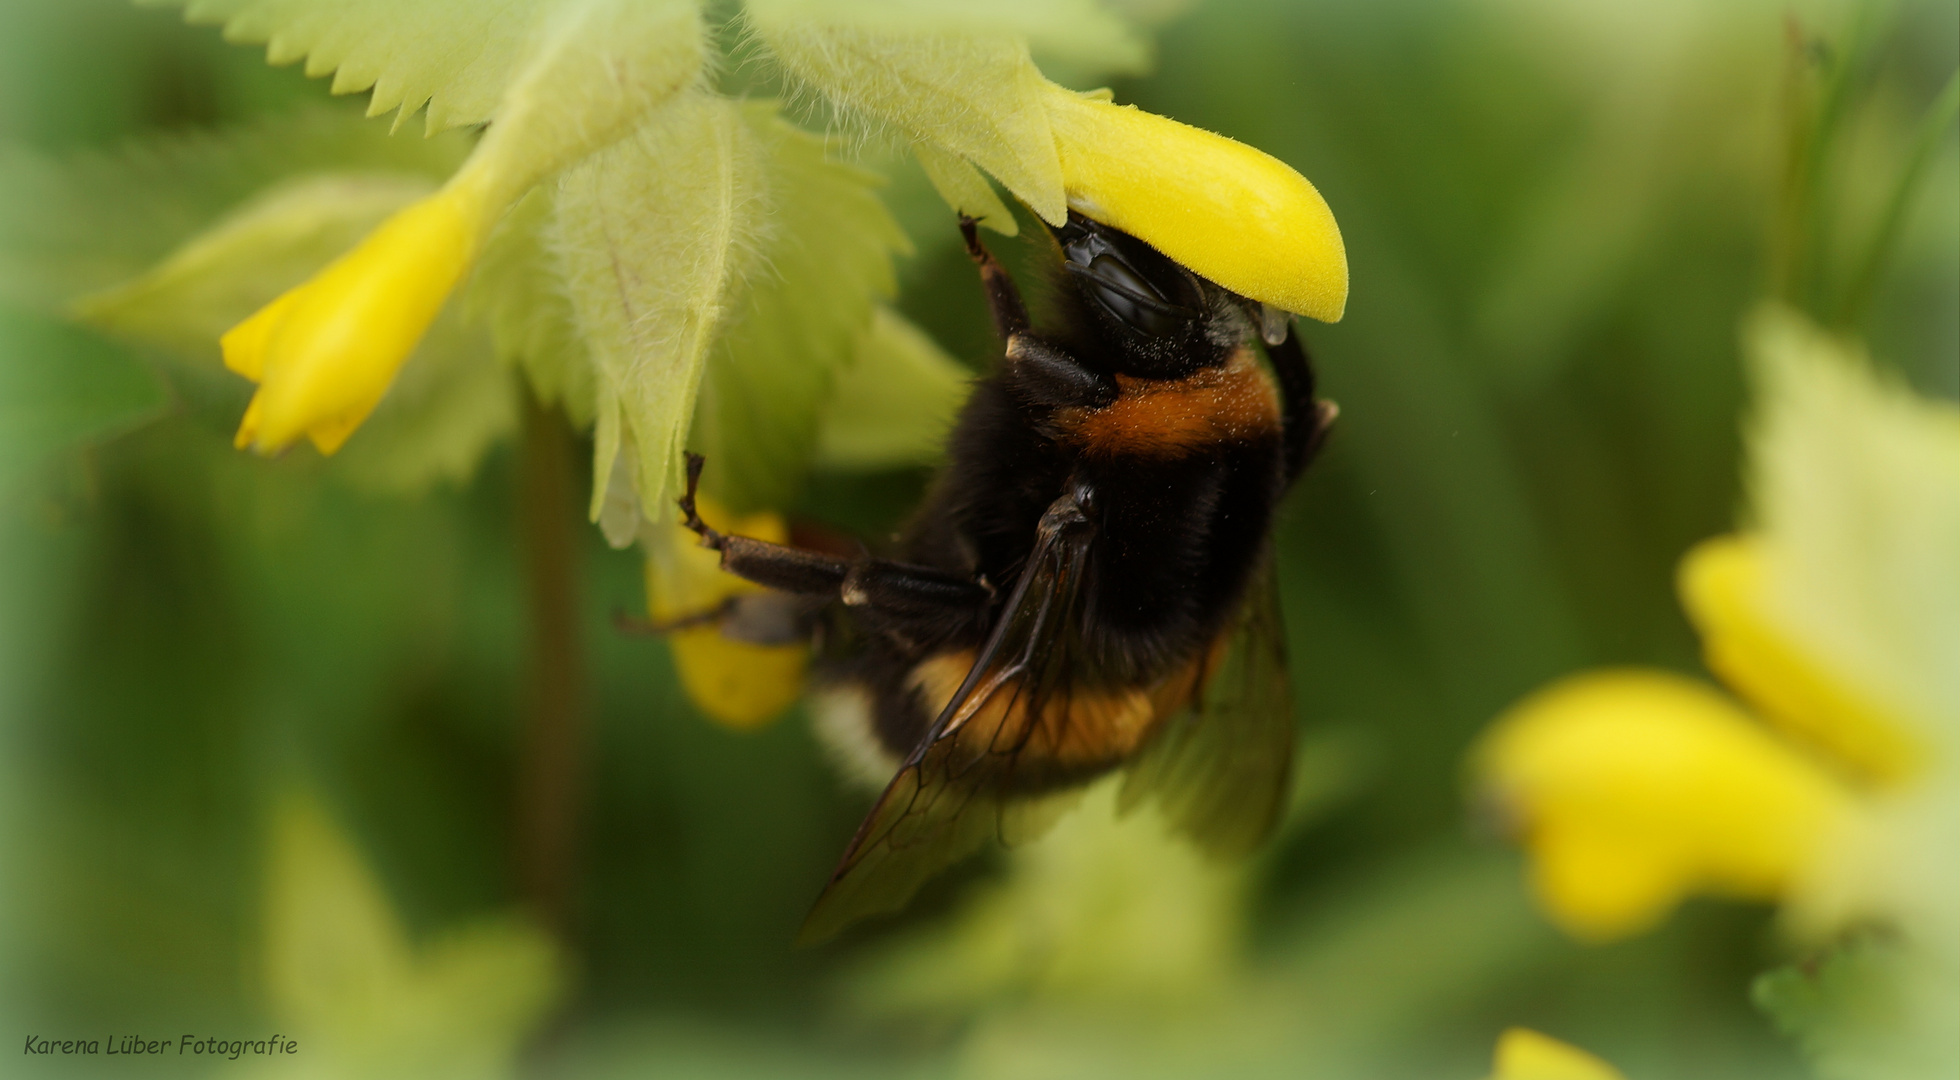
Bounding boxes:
[1059,215,1204,340]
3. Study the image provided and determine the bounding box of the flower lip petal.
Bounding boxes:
[1041,85,1348,322]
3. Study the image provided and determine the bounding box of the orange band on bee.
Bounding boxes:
[1059,347,1281,459]
[906,644,1221,774]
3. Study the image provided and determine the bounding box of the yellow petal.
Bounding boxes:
[646,498,808,730]
[1474,670,1858,941]
[1488,1028,1628,1080]
[227,168,495,455]
[1040,83,1347,322]
[1679,535,1925,784]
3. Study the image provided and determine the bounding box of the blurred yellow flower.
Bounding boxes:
[644,496,808,729]
[1472,306,1959,944]
[1041,83,1348,322]
[225,167,495,454]
[1487,1028,1627,1080]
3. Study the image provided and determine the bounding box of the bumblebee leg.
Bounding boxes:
[1004,335,1118,409]
[1267,329,1337,483]
[960,216,1029,340]
[679,454,993,625]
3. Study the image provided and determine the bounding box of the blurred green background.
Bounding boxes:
[1,0,1954,1077]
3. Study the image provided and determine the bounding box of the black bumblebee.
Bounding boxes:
[677,212,1336,943]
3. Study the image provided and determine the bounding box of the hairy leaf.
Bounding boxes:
[550,93,766,540]
[688,103,910,512]
[745,0,1150,75]
[467,188,596,427]
[747,0,1069,223]
[146,0,564,134]
[814,306,971,472]
[913,142,1017,236]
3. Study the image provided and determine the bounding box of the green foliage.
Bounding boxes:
[0,304,166,490]
[256,790,561,1079]
[0,107,469,314]
[1755,938,1960,1080]
[747,1,1073,223]
[551,92,766,540]
[75,172,437,358]
[54,129,518,495]
[814,306,972,472]
[690,104,911,512]
[468,187,597,426]
[144,0,567,134]
[3,1,1956,1079]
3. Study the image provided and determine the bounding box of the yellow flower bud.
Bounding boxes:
[1473,670,1858,941]
[223,167,496,455]
[1487,1028,1627,1080]
[645,498,808,729]
[1678,535,1926,784]
[1041,84,1347,322]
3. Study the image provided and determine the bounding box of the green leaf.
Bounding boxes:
[73,172,437,359]
[66,167,516,494]
[747,0,1072,223]
[261,790,562,1079]
[1755,938,1960,1080]
[0,304,167,491]
[327,312,518,495]
[550,92,766,542]
[146,0,566,134]
[1745,305,1960,748]
[467,186,597,427]
[470,0,706,193]
[913,142,1018,236]
[688,103,911,512]
[814,306,970,472]
[0,107,469,315]
[745,0,1151,76]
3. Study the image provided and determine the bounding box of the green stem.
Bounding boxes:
[516,388,586,946]
[1836,67,1960,327]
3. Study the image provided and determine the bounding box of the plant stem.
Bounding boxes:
[1837,67,1960,327]
[516,388,585,945]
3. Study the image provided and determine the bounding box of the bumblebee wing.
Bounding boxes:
[797,491,1095,946]
[1119,552,1293,856]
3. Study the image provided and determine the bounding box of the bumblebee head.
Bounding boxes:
[1049,212,1260,379]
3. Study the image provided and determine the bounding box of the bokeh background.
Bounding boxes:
[1,0,1954,1077]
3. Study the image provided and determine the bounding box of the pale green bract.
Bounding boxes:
[815,306,972,472]
[690,104,912,512]
[144,0,563,134]
[468,187,597,427]
[1744,307,1960,752]
[1742,306,1960,1080]
[913,142,1019,236]
[748,3,1066,224]
[551,93,767,543]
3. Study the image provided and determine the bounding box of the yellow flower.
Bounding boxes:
[1487,1028,1628,1080]
[644,496,808,730]
[1471,307,1958,945]
[1476,665,1858,941]
[224,165,498,454]
[1040,83,1348,322]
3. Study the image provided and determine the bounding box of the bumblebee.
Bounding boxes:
[677,212,1336,943]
